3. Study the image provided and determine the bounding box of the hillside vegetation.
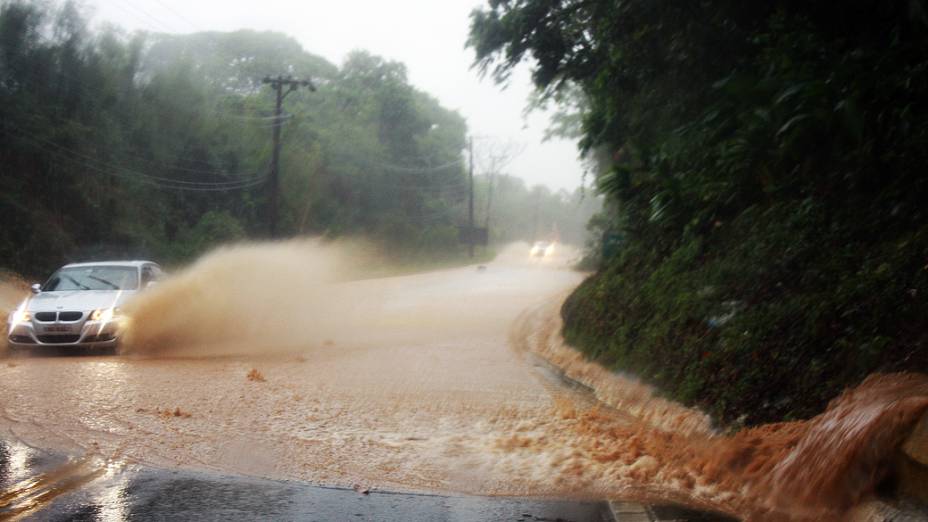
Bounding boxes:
[470,1,928,425]
[0,1,595,278]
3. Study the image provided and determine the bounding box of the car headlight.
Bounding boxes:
[9,308,30,325]
[90,307,119,322]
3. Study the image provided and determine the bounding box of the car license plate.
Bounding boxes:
[45,325,73,333]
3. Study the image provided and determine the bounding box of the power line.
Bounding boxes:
[345,178,469,192]
[325,151,465,175]
[15,130,263,186]
[225,113,294,122]
[114,0,174,33]
[382,158,463,173]
[3,127,268,190]
[13,111,267,178]
[151,0,202,31]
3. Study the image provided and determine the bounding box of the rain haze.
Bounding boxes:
[87,0,587,192]
[2,0,928,521]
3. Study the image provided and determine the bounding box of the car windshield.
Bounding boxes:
[43,266,139,291]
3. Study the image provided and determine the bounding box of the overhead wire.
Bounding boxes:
[2,127,268,191]
[81,2,294,127]
[325,151,465,176]
[108,2,172,34]
[16,3,467,207]
[121,0,182,33]
[150,0,201,32]
[14,111,266,178]
[93,3,467,184]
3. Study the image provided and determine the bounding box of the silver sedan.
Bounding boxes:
[7,261,162,351]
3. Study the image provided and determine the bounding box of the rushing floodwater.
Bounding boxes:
[1,241,926,521]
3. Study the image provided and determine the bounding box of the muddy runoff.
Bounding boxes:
[515,301,928,520]
[0,240,925,521]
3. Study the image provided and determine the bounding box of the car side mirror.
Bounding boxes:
[30,283,41,294]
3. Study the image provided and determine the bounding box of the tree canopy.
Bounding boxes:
[470,0,928,424]
[0,2,463,275]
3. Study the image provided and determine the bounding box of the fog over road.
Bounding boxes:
[0,246,599,496]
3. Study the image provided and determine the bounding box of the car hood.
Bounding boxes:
[25,290,137,313]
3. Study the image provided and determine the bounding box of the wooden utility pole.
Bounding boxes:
[484,171,494,230]
[467,137,475,258]
[262,75,315,238]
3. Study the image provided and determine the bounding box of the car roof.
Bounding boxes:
[62,260,158,269]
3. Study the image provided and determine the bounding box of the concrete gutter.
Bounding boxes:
[903,413,928,464]
[609,501,653,521]
[608,501,739,521]
[846,413,928,521]
[898,413,928,505]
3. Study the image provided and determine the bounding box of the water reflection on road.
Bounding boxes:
[0,439,611,521]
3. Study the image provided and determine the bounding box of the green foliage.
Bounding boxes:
[174,211,247,260]
[471,0,928,425]
[0,1,479,277]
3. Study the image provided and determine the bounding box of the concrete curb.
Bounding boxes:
[608,501,653,521]
[847,500,928,522]
[903,414,928,465]
[609,500,743,521]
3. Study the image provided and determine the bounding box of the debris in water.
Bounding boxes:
[148,407,192,419]
[247,368,266,382]
[352,483,370,495]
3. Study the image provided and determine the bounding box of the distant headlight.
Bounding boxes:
[545,244,555,256]
[90,307,119,322]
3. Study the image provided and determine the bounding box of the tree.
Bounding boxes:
[0,1,472,274]
[469,0,928,424]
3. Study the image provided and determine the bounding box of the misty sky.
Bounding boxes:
[85,0,587,192]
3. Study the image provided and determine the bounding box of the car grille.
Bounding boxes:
[58,311,83,321]
[34,312,57,322]
[83,333,116,343]
[37,334,81,344]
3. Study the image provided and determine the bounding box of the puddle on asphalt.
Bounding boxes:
[0,439,611,521]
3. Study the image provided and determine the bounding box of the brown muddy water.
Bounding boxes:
[1,240,926,521]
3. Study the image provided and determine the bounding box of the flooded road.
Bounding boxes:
[2,248,599,496]
[2,242,926,521]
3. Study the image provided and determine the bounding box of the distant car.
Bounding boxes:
[530,241,555,258]
[6,261,163,351]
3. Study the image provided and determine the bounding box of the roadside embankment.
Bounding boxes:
[561,213,928,429]
[516,300,928,520]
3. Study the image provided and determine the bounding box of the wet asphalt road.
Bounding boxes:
[0,439,612,521]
